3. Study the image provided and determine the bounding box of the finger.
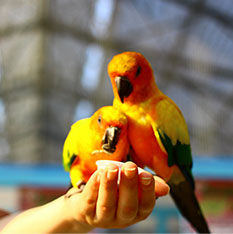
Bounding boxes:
[154,176,170,197]
[79,170,101,219]
[116,162,139,224]
[95,164,118,225]
[137,172,156,220]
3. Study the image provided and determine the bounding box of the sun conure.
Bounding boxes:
[63,106,129,188]
[108,51,210,233]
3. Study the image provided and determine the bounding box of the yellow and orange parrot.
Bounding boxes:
[63,106,129,188]
[108,51,210,233]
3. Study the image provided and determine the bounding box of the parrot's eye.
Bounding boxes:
[97,115,102,124]
[136,66,141,77]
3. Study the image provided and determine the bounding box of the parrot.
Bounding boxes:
[107,51,210,233]
[63,105,129,189]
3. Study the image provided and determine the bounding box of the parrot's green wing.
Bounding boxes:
[151,98,210,232]
[151,98,194,189]
[63,150,76,172]
[62,122,80,172]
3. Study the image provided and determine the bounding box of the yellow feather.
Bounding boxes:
[155,99,190,145]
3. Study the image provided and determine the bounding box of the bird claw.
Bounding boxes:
[77,180,86,192]
[65,181,86,199]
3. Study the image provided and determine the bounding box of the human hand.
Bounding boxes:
[65,162,169,230]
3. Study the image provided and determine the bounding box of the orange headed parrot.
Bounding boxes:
[108,51,210,233]
[63,106,129,188]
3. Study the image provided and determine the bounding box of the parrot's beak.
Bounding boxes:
[115,76,133,103]
[102,126,121,154]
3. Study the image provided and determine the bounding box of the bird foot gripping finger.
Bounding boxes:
[77,180,86,192]
[65,181,86,199]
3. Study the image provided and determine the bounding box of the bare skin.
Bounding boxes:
[1,162,169,233]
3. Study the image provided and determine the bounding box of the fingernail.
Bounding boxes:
[140,172,152,186]
[107,168,118,180]
[124,167,136,179]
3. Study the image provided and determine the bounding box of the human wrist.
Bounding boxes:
[63,193,93,233]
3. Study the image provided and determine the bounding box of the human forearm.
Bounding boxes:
[1,163,169,233]
[1,195,93,233]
